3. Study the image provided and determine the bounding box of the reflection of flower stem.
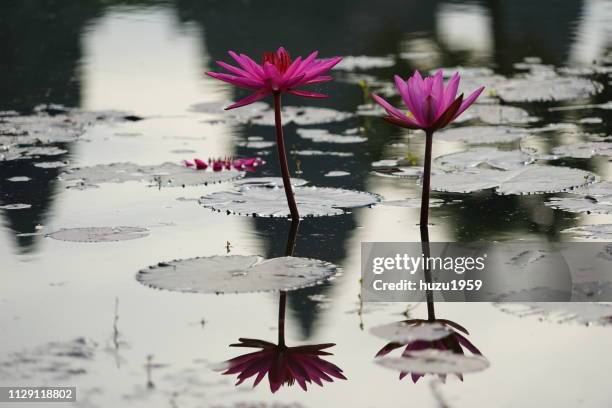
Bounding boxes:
[273,92,299,220]
[278,291,287,347]
[420,130,436,321]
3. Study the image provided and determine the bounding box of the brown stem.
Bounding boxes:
[273,92,299,220]
[285,219,300,256]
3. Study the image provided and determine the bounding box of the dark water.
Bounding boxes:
[1,1,612,407]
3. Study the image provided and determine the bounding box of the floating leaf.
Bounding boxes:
[233,177,308,188]
[551,142,612,159]
[547,182,612,214]
[370,322,452,343]
[291,150,353,157]
[47,227,149,242]
[454,104,536,125]
[297,128,366,144]
[199,186,381,217]
[436,126,529,144]
[336,55,395,71]
[381,198,443,208]
[431,165,596,195]
[60,162,243,188]
[495,303,612,327]
[563,224,612,240]
[247,106,353,126]
[0,203,32,210]
[324,171,350,177]
[376,350,489,375]
[136,255,339,294]
[6,176,30,182]
[497,77,603,102]
[34,161,67,169]
[435,148,534,170]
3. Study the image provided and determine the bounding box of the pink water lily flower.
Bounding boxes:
[372,70,484,132]
[207,47,342,110]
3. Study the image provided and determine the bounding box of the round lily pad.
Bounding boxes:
[136,255,339,294]
[431,165,596,195]
[297,128,366,144]
[454,104,536,125]
[199,186,382,217]
[336,55,395,71]
[497,77,603,102]
[435,148,534,171]
[47,227,149,242]
[0,203,32,210]
[436,126,529,144]
[495,303,612,327]
[563,224,612,240]
[233,177,308,188]
[376,350,489,375]
[370,322,452,343]
[551,142,612,159]
[324,171,350,177]
[60,162,243,188]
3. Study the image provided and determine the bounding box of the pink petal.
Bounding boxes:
[215,60,252,79]
[442,73,460,112]
[371,93,411,122]
[228,51,263,79]
[453,86,485,120]
[194,159,208,170]
[431,70,444,105]
[304,75,333,85]
[206,72,262,89]
[225,90,271,110]
[394,75,419,120]
[288,89,328,98]
[182,160,194,167]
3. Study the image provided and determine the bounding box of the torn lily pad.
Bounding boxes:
[60,162,243,188]
[431,165,596,195]
[436,126,529,144]
[435,148,534,171]
[297,128,366,144]
[47,227,149,242]
[495,303,612,327]
[497,77,603,102]
[199,186,381,217]
[376,350,489,375]
[136,255,339,294]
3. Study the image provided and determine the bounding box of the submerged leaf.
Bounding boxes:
[136,255,339,294]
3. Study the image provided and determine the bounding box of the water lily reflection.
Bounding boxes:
[375,318,483,383]
[220,221,346,393]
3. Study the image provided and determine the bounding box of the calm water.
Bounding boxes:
[1,1,612,407]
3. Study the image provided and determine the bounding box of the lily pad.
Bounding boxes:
[381,198,444,208]
[436,126,529,144]
[247,106,353,126]
[47,227,149,242]
[34,161,67,169]
[336,55,395,71]
[376,350,489,375]
[551,142,612,159]
[233,177,308,188]
[0,203,32,210]
[291,150,353,157]
[454,104,536,125]
[435,148,534,170]
[136,255,339,294]
[297,128,366,144]
[370,322,452,343]
[324,171,350,177]
[431,165,596,195]
[495,303,612,327]
[199,186,381,217]
[497,77,602,102]
[60,162,243,188]
[563,225,612,240]
[547,182,612,214]
[7,176,31,182]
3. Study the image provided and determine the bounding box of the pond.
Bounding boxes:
[1,0,612,407]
